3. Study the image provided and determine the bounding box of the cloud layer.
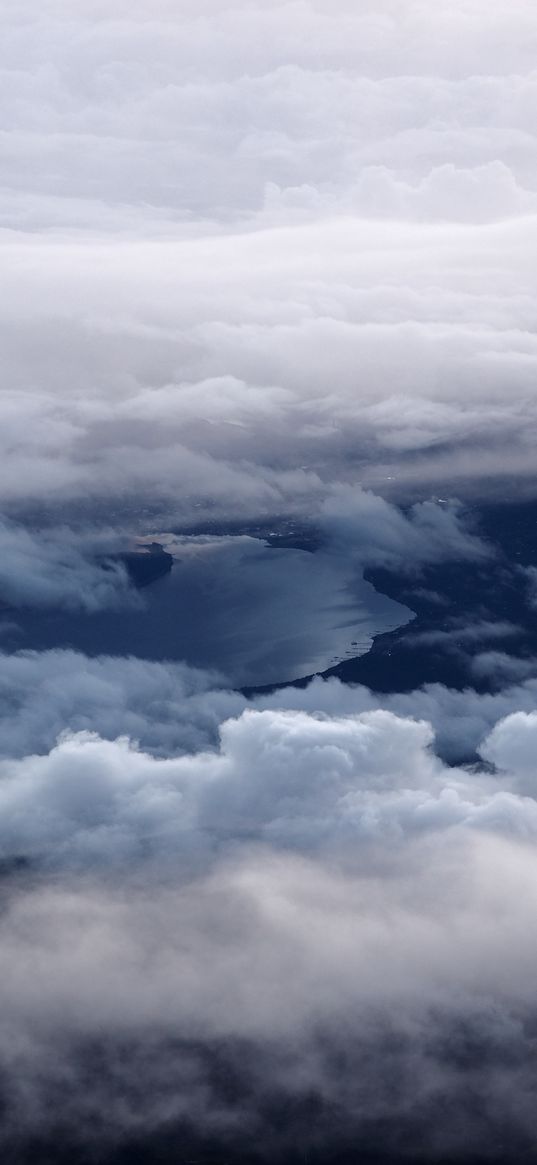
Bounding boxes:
[5,644,537,765]
[3,2,537,1159]
[3,705,537,1157]
[3,705,537,869]
[3,0,537,227]
[3,217,537,511]
[2,0,537,514]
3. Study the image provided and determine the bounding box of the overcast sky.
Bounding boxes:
[1,0,537,516]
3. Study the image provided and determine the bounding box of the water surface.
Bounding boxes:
[7,536,413,687]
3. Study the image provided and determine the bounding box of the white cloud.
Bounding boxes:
[2,705,537,869]
[0,1,536,509]
[1,216,536,508]
[2,1,537,229]
[0,648,238,759]
[3,646,537,766]
[478,710,537,793]
[1,695,537,1151]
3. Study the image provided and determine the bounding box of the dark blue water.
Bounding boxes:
[6,535,412,687]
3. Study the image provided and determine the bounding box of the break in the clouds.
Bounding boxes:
[1,0,537,511]
[0,497,489,684]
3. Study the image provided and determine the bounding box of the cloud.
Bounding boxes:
[470,650,537,685]
[1,216,537,510]
[3,2,537,1157]
[322,489,490,571]
[0,519,136,612]
[2,705,537,870]
[255,671,537,766]
[0,649,239,759]
[2,834,537,1157]
[3,1,537,227]
[3,646,537,767]
[7,673,537,1157]
[405,619,521,650]
[478,710,537,793]
[1,699,537,1155]
[0,2,536,512]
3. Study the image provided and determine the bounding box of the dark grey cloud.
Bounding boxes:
[2,812,537,1158]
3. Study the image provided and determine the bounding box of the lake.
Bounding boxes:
[6,535,413,687]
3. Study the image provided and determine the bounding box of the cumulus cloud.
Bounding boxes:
[2,705,537,871]
[3,646,537,767]
[255,672,537,767]
[1,698,537,1156]
[2,707,537,1156]
[0,649,239,759]
[478,710,537,791]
